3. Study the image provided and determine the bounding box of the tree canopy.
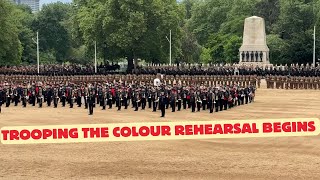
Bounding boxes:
[0,0,319,67]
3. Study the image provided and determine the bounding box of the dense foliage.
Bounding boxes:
[0,0,319,68]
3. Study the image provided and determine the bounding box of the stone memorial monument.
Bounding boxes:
[239,16,270,65]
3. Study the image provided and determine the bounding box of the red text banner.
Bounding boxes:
[1,118,319,144]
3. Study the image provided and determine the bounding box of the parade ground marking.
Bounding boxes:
[1,118,319,145]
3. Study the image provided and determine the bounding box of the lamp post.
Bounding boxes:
[313,26,316,67]
[94,41,97,73]
[166,30,172,66]
[32,31,40,74]
[313,0,316,67]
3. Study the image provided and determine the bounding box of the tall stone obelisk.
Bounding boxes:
[239,16,270,65]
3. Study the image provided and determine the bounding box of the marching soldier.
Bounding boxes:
[275,76,280,89]
[46,86,53,107]
[116,88,122,111]
[0,87,3,113]
[147,88,152,109]
[5,86,12,107]
[308,76,313,89]
[208,89,213,113]
[69,87,74,108]
[182,88,187,109]
[244,87,249,104]
[294,76,299,89]
[245,76,250,87]
[140,88,146,110]
[38,85,43,108]
[304,77,308,89]
[122,88,128,109]
[88,87,95,115]
[152,88,159,112]
[314,77,318,90]
[107,88,113,109]
[76,87,82,107]
[53,87,59,108]
[299,77,304,89]
[280,76,285,89]
[239,88,245,105]
[61,87,66,107]
[101,87,107,110]
[133,89,139,111]
[190,89,196,112]
[265,75,270,89]
[223,89,229,110]
[270,76,275,89]
[13,86,19,106]
[159,90,167,117]
[84,86,89,109]
[176,89,182,111]
[22,86,28,107]
[201,90,207,110]
[196,90,202,112]
[257,76,261,88]
[285,76,289,90]
[170,89,176,112]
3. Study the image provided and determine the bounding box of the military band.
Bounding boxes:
[0,80,255,117]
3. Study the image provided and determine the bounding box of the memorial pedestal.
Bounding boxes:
[239,16,270,65]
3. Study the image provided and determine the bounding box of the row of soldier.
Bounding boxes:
[0,74,260,88]
[2,63,320,76]
[266,76,320,90]
[0,81,256,117]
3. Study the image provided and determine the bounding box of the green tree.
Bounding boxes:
[223,35,242,64]
[75,0,184,72]
[272,0,315,63]
[254,0,280,34]
[33,2,73,63]
[188,0,231,45]
[200,47,211,64]
[205,33,224,63]
[0,0,23,65]
[267,34,290,64]
[16,5,37,64]
[179,26,201,63]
